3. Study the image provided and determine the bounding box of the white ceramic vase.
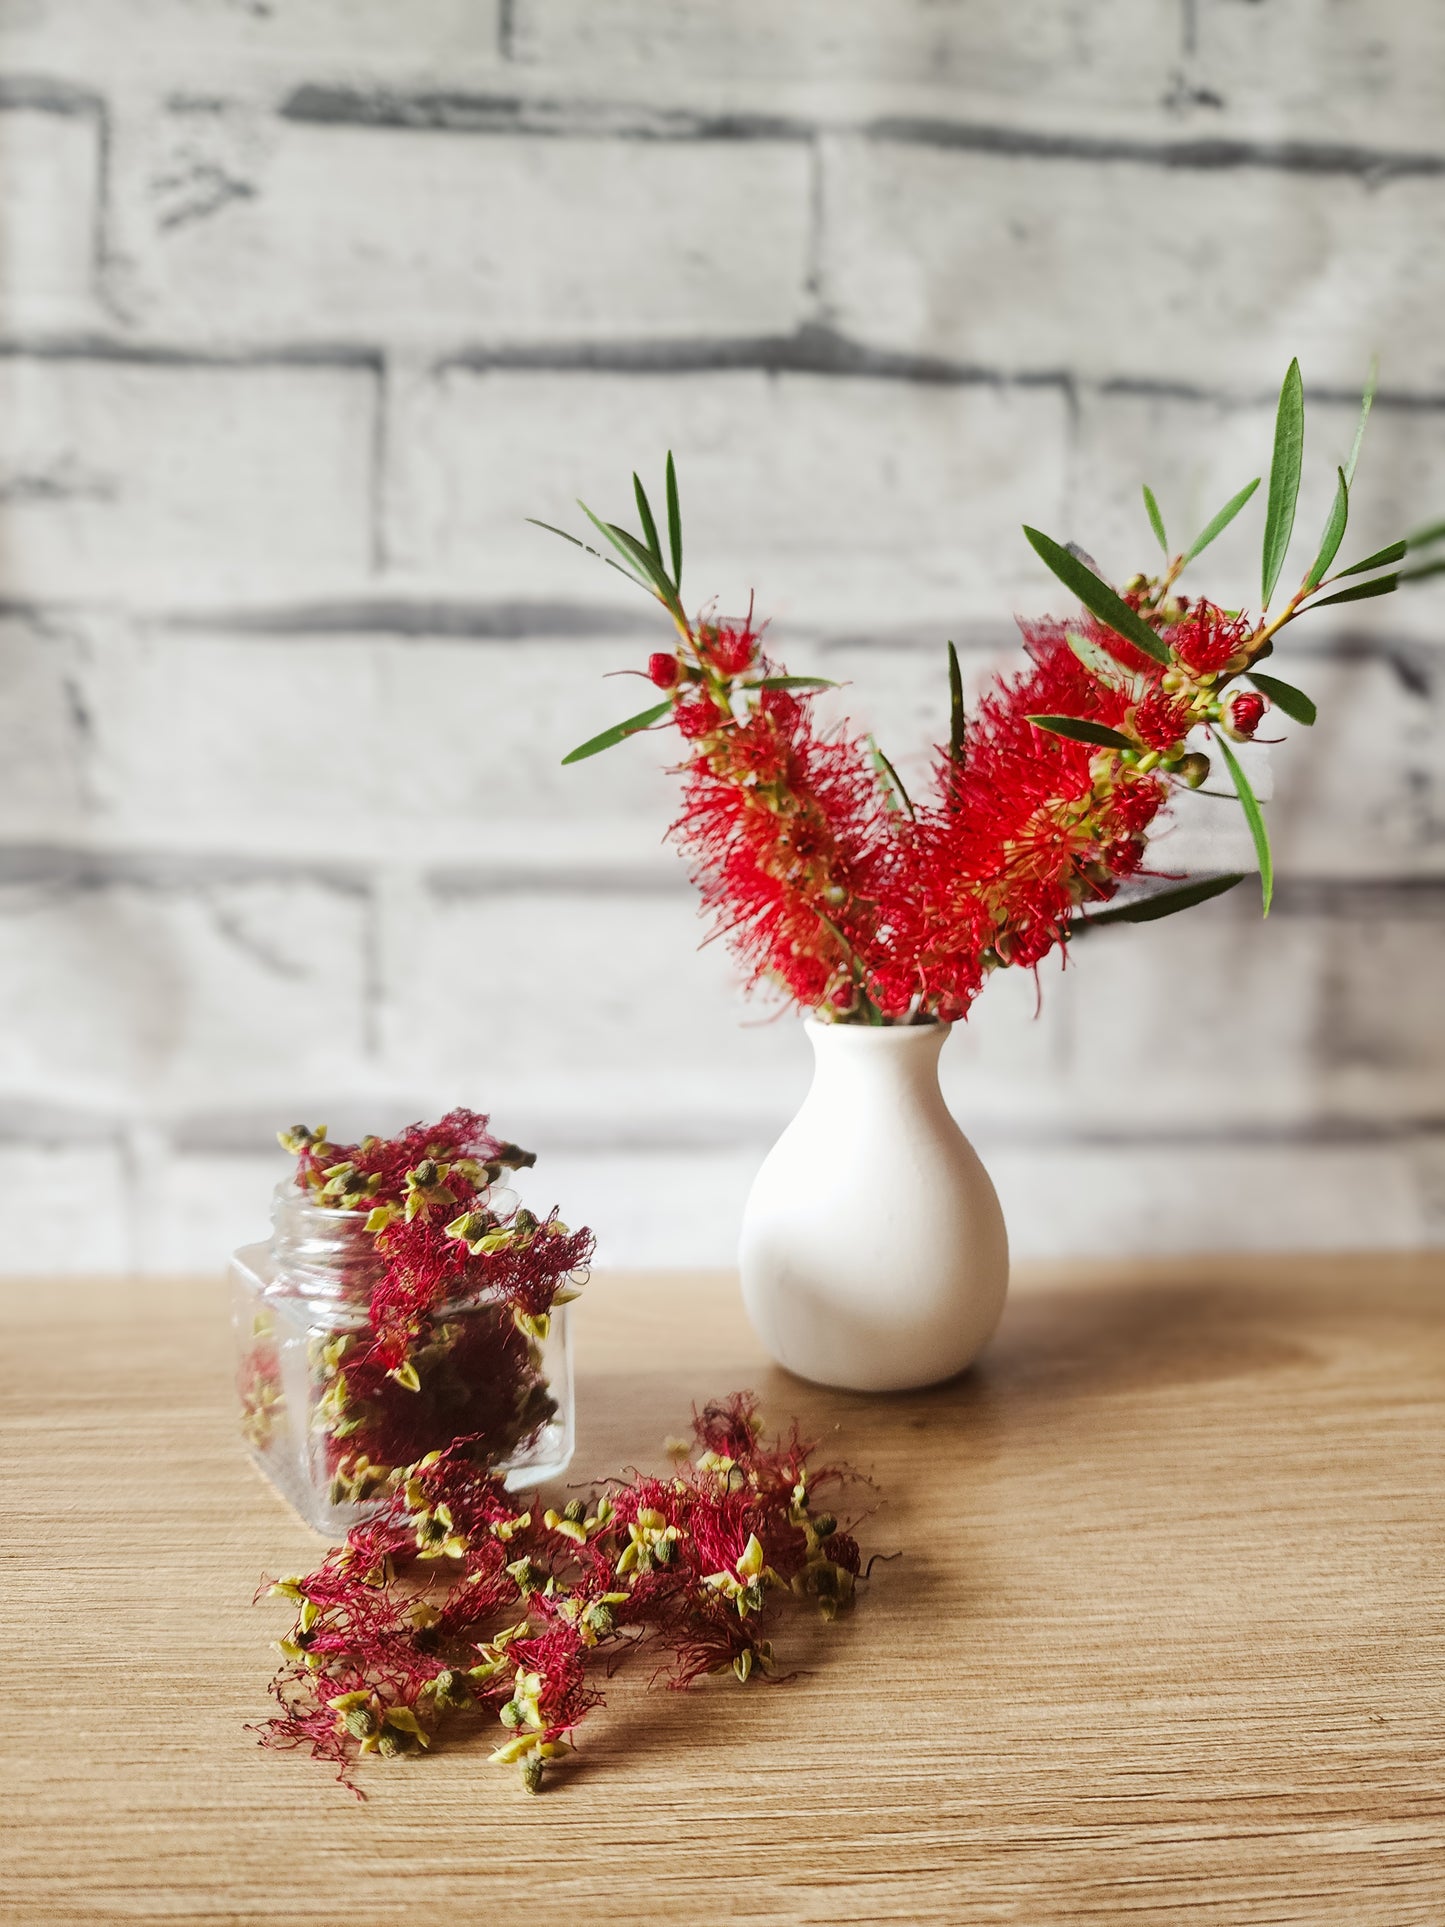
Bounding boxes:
[739,1019,1009,1392]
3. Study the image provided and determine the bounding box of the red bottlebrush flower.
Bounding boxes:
[1171,600,1252,676]
[647,652,680,688]
[1229,690,1266,736]
[675,693,726,738]
[697,619,759,677]
[1132,689,1193,754]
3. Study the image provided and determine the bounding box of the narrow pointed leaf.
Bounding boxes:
[1262,358,1304,606]
[1022,527,1171,664]
[1305,466,1349,590]
[1027,714,1136,752]
[632,474,664,572]
[1334,539,1406,578]
[1142,485,1169,555]
[1397,557,1445,583]
[1184,477,1261,562]
[1406,516,1445,550]
[578,505,686,623]
[577,502,652,584]
[1216,735,1272,915]
[947,640,966,764]
[562,700,672,765]
[1343,355,1377,486]
[1065,628,1136,691]
[1245,670,1316,725]
[1077,873,1246,928]
[1309,573,1398,608]
[743,674,837,692]
[665,451,682,588]
[868,736,915,818]
[526,517,644,584]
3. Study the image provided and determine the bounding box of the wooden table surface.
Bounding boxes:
[3,1255,1443,1924]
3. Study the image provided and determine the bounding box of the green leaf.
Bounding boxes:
[1142,485,1169,555]
[632,473,664,573]
[1216,734,1272,916]
[579,504,687,624]
[1184,477,1261,562]
[561,700,673,765]
[665,451,682,589]
[1308,573,1399,609]
[1397,557,1445,584]
[1027,714,1136,752]
[1334,539,1406,578]
[947,640,966,765]
[1076,873,1246,928]
[743,674,838,691]
[577,501,654,584]
[1261,357,1305,606]
[1406,516,1445,550]
[1245,670,1316,726]
[1065,628,1137,691]
[1021,527,1171,665]
[1305,466,1348,590]
[868,736,915,818]
[1343,354,1377,487]
[526,517,638,583]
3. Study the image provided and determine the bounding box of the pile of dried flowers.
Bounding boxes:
[259,1392,871,1794]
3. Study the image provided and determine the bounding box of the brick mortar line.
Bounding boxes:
[5,326,1444,415]
[2,592,1440,676]
[0,844,1442,917]
[4,1113,1445,1156]
[274,84,1445,184]
[0,75,104,116]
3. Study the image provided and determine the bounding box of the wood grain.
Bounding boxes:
[3,1256,1443,1924]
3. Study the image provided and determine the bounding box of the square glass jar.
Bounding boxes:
[231,1186,574,1535]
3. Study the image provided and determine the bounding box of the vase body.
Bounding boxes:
[230,1186,573,1535]
[739,1020,1008,1392]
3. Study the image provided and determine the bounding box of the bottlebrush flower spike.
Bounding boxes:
[539,368,1435,1012]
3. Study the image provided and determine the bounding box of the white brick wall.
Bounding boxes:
[0,1,1441,1274]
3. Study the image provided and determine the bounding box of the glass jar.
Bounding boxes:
[230,1185,574,1535]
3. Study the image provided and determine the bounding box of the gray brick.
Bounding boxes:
[509,0,1183,113]
[0,104,100,330]
[0,356,375,604]
[0,874,372,1115]
[0,2,500,83]
[0,615,89,831]
[387,368,1071,629]
[76,619,680,865]
[1185,0,1445,151]
[112,110,813,345]
[0,1142,129,1270]
[1064,901,1445,1128]
[821,138,1445,393]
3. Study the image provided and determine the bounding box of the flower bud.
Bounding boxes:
[1172,751,1211,788]
[1228,691,1266,736]
[647,652,680,688]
